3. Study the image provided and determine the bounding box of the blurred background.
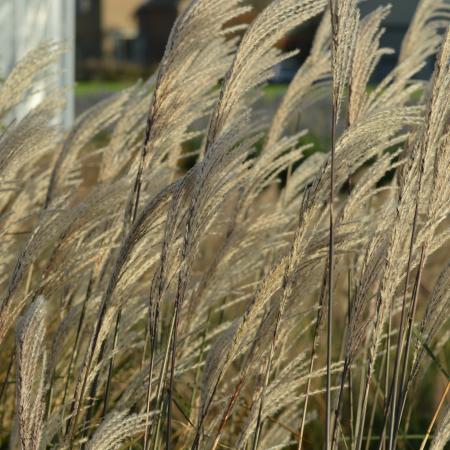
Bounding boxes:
[74,0,425,79]
[0,0,429,127]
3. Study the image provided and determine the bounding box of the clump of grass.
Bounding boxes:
[0,1,449,449]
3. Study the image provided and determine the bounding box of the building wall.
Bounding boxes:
[102,0,140,39]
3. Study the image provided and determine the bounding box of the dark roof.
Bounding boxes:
[137,0,179,10]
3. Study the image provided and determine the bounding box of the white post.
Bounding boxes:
[0,0,75,128]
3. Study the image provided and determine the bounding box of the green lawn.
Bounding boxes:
[75,80,133,96]
[73,79,425,104]
[264,83,288,98]
[75,80,288,98]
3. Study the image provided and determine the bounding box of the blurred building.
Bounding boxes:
[135,0,179,67]
[102,0,142,60]
[76,0,101,78]
[76,0,142,77]
[75,0,182,77]
[74,0,436,82]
